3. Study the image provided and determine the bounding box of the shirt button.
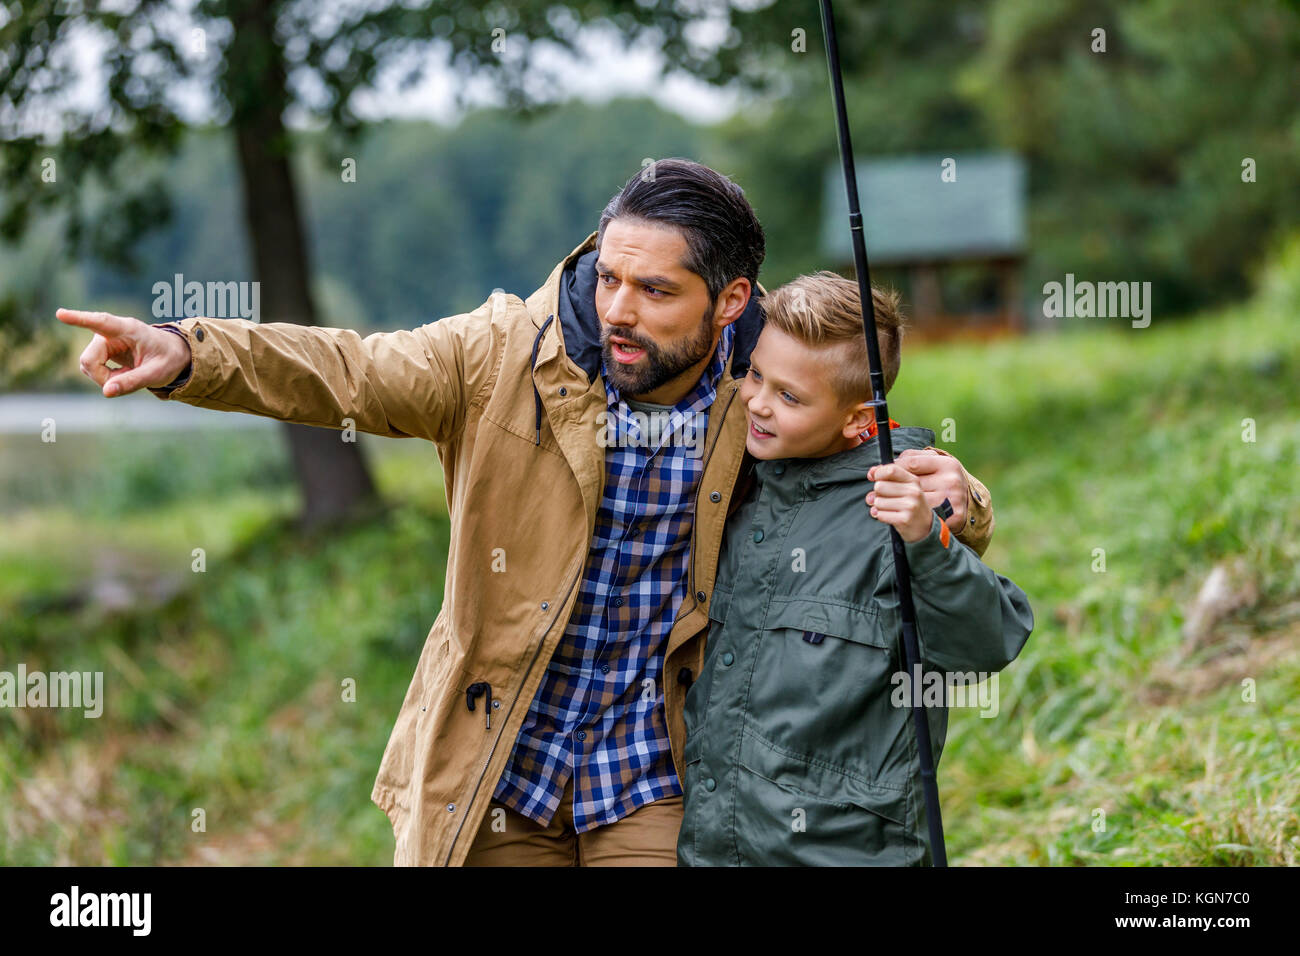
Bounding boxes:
[576,730,587,741]
[612,596,624,608]
[601,664,610,674]
[703,777,717,792]
[721,652,734,666]
[753,529,764,543]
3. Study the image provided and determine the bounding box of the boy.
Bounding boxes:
[677,272,1034,866]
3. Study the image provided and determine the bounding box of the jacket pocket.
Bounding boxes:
[732,726,916,866]
[414,629,455,730]
[762,597,890,649]
[745,598,905,784]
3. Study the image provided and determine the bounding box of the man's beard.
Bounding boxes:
[601,303,717,398]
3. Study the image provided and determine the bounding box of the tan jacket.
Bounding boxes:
[153,232,994,865]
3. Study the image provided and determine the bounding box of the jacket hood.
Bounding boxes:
[554,245,767,384]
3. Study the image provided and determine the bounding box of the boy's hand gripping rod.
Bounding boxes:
[818,0,948,866]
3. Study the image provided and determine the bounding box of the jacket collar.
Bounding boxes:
[752,425,938,493]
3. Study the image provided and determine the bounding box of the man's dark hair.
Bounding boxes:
[597,158,766,302]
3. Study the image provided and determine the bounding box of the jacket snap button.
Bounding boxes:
[753,529,764,543]
[773,463,785,476]
[677,667,693,686]
[541,601,549,610]
[446,803,456,812]
[695,590,707,603]
[704,777,717,792]
[194,326,205,342]
[709,491,721,502]
[721,652,734,666]
[559,387,567,396]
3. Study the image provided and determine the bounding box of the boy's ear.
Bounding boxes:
[841,400,875,439]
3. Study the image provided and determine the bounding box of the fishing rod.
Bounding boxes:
[817,0,948,866]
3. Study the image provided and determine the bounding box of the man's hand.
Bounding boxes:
[895,448,968,533]
[56,309,192,397]
[866,463,932,543]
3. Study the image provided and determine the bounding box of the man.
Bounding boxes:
[57,158,995,866]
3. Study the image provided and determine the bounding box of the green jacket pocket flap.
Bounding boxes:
[762,598,889,650]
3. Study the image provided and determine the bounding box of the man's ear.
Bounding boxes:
[841,400,874,439]
[713,276,752,328]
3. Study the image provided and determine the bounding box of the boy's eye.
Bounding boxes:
[599,274,618,286]
[749,369,762,382]
[780,391,797,404]
[643,285,666,298]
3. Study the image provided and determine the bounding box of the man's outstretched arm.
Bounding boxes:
[56,305,496,444]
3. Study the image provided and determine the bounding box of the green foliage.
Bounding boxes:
[298,102,705,323]
[0,0,730,273]
[705,0,993,285]
[965,0,1300,312]
[694,0,1300,309]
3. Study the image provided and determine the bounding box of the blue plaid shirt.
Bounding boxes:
[493,323,735,832]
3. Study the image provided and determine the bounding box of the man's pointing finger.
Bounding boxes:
[56,309,135,337]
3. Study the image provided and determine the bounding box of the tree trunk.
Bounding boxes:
[225,0,378,530]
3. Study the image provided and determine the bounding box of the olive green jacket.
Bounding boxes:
[677,426,1033,866]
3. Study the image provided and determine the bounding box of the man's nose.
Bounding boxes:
[603,284,638,327]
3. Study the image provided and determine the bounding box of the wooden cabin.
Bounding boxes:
[820,153,1028,342]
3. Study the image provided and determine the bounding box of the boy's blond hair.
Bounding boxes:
[760,271,905,403]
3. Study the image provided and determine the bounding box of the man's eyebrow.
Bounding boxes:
[593,260,683,292]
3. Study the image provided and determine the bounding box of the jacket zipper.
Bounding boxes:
[441,558,585,864]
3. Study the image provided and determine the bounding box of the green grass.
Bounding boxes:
[1,297,1297,865]
[892,298,1299,865]
[0,435,447,864]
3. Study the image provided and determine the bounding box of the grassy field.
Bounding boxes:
[1,295,1297,865]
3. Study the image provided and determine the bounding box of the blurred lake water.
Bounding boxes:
[0,392,272,434]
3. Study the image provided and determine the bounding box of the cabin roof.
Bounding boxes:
[821,152,1026,265]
